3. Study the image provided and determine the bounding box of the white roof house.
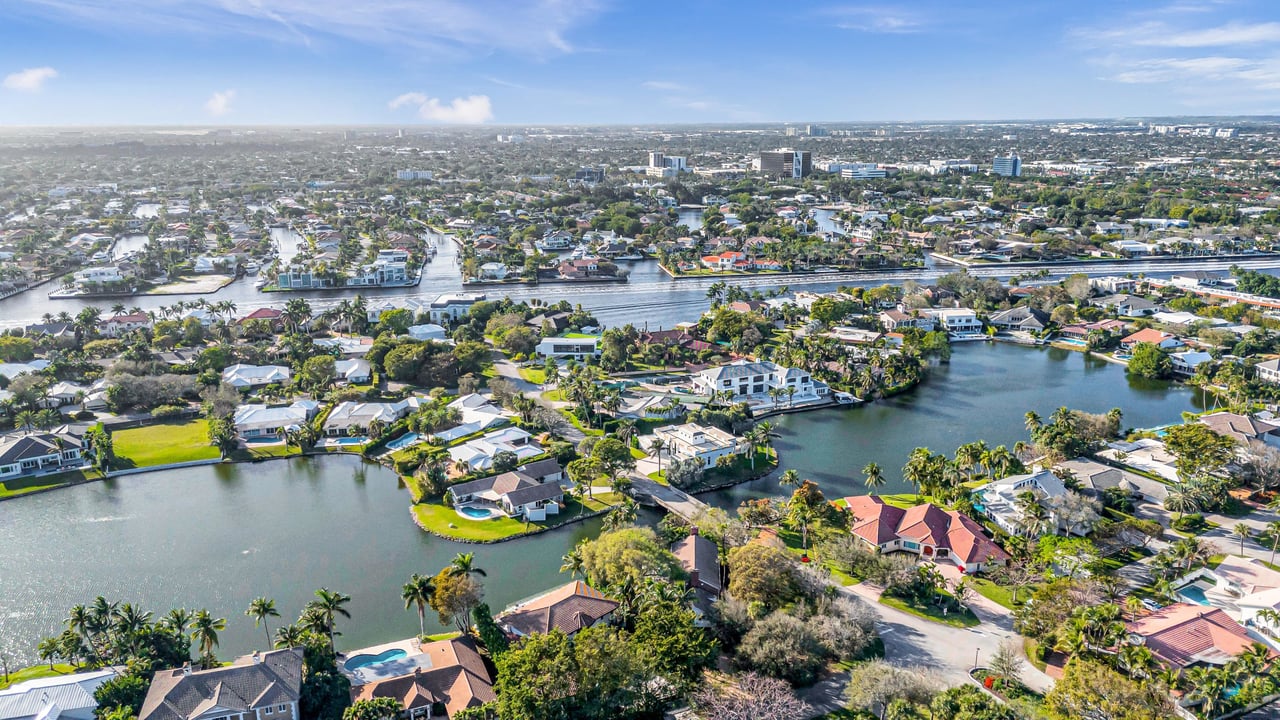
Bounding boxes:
[977,469,1069,537]
[334,358,372,384]
[221,364,291,389]
[652,422,743,468]
[0,668,119,720]
[448,427,541,471]
[407,324,448,341]
[232,400,321,438]
[432,394,511,442]
[324,398,424,435]
[535,337,600,360]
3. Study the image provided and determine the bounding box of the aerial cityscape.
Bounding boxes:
[6,2,1280,720]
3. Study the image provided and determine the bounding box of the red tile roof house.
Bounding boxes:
[842,496,1010,573]
[1121,328,1185,353]
[1125,603,1274,671]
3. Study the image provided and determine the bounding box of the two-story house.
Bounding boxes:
[139,649,304,720]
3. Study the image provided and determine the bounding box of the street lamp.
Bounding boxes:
[973,647,980,669]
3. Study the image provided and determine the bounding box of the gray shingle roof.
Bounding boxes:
[0,433,81,465]
[139,649,304,720]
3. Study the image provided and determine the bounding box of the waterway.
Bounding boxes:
[706,342,1207,509]
[0,343,1204,663]
[0,455,617,664]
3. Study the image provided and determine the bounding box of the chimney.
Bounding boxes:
[689,526,699,537]
[252,651,261,664]
[182,662,192,676]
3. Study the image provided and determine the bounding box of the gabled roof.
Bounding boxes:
[0,432,82,465]
[139,649,304,720]
[1122,328,1174,344]
[671,531,722,592]
[843,496,1009,564]
[497,581,618,637]
[1198,412,1278,444]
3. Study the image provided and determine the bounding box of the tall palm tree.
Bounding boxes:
[1265,521,1280,566]
[401,574,435,638]
[650,437,666,477]
[862,462,886,491]
[1024,411,1042,432]
[1124,595,1145,622]
[190,610,226,668]
[448,553,487,579]
[165,608,194,636]
[274,624,305,649]
[779,468,801,490]
[560,546,585,578]
[1233,523,1253,556]
[245,598,280,648]
[310,588,351,651]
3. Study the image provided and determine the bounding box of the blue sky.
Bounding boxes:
[2,0,1280,125]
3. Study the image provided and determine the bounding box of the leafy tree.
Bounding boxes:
[1043,658,1173,720]
[92,673,150,720]
[726,543,803,612]
[342,698,401,720]
[735,611,826,685]
[472,603,509,657]
[429,569,484,634]
[1126,342,1172,380]
[299,355,337,391]
[1163,422,1236,480]
[578,527,685,589]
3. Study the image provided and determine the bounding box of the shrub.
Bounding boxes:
[1172,513,1207,532]
[151,404,188,418]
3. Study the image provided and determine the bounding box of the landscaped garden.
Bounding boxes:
[412,491,624,542]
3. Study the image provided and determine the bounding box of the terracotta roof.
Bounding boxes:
[671,531,721,593]
[1127,603,1266,669]
[497,580,618,637]
[842,497,1009,564]
[350,638,494,718]
[1123,328,1173,344]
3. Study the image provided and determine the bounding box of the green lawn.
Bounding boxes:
[646,469,671,486]
[0,469,99,499]
[111,419,221,469]
[0,664,78,690]
[230,444,301,461]
[970,577,1023,610]
[518,367,547,385]
[412,492,623,542]
[879,595,981,628]
[422,631,461,642]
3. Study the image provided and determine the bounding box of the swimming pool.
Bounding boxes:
[1179,583,1212,606]
[458,506,496,519]
[344,648,407,671]
[335,436,367,446]
[385,433,420,450]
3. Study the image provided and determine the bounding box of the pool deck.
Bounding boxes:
[338,638,435,686]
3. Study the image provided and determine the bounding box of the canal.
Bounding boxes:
[0,343,1205,664]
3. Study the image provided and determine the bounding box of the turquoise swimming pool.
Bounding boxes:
[1179,583,1212,606]
[385,433,419,450]
[335,436,367,446]
[459,506,495,519]
[344,648,407,671]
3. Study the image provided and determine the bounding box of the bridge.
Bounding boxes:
[1143,278,1280,310]
[629,475,709,522]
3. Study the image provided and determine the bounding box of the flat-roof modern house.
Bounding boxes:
[652,422,743,468]
[843,496,1009,573]
[428,293,486,324]
[977,469,1071,537]
[691,359,824,403]
[447,427,542,472]
[139,648,303,720]
[534,337,600,360]
[0,431,84,481]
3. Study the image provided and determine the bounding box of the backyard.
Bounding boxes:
[110,419,221,469]
[412,491,624,542]
[0,468,100,500]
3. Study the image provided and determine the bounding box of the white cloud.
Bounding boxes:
[1110,56,1280,89]
[205,89,235,116]
[1099,20,1280,48]
[826,5,924,33]
[388,92,493,124]
[3,66,58,92]
[10,0,601,58]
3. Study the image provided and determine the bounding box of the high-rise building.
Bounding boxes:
[806,124,828,137]
[648,151,665,168]
[574,168,605,183]
[759,149,812,179]
[992,154,1021,177]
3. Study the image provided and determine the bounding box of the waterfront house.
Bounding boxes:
[99,312,152,337]
[534,337,600,360]
[347,637,495,719]
[1170,350,1213,376]
[1090,276,1137,294]
[842,496,1009,573]
[428,293,486,324]
[1101,438,1181,483]
[221,364,292,390]
[0,668,118,720]
[138,648,303,720]
[987,306,1050,332]
[1198,411,1280,447]
[877,310,934,332]
[1175,555,1280,634]
[407,324,448,342]
[233,401,321,441]
[1124,603,1268,671]
[976,469,1078,537]
[477,262,508,280]
[312,337,375,357]
[921,308,983,334]
[238,307,285,331]
[1171,271,1224,289]
[447,427,542,472]
[526,311,572,334]
[447,465,564,521]
[1120,328,1183,353]
[652,422,744,468]
[691,359,823,402]
[0,431,84,481]
[1055,457,1168,504]
[496,581,618,639]
[324,398,424,436]
[431,394,511,442]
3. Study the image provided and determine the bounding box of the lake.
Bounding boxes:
[0,342,1205,664]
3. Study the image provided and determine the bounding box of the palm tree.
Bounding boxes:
[1124,595,1144,622]
[165,608,193,636]
[650,437,666,477]
[245,598,280,648]
[862,462,885,491]
[401,574,435,638]
[1265,521,1280,566]
[1164,487,1200,521]
[603,498,639,531]
[274,624,305,649]
[560,546,585,578]
[449,552,487,579]
[1024,411,1042,432]
[1233,523,1253,556]
[190,610,226,668]
[310,588,351,651]
[779,468,801,490]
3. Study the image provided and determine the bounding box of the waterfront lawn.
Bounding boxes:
[413,492,623,542]
[685,449,776,491]
[0,468,99,499]
[111,420,220,469]
[0,663,78,690]
[230,444,300,461]
[879,594,980,628]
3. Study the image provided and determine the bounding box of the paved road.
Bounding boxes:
[490,354,585,442]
